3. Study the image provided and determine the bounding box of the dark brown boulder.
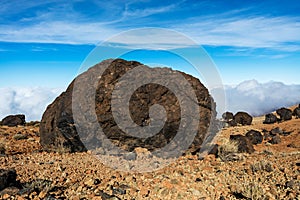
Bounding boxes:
[234,112,252,126]
[270,135,281,144]
[1,115,26,127]
[293,105,300,118]
[245,130,263,145]
[276,107,292,121]
[0,169,17,191]
[263,113,278,124]
[227,119,237,127]
[270,127,283,136]
[40,59,216,154]
[230,134,254,153]
[222,112,234,122]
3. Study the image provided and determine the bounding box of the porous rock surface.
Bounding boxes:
[40,59,216,154]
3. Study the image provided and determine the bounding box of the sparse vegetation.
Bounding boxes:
[232,181,267,200]
[26,121,40,127]
[251,160,273,173]
[217,138,239,161]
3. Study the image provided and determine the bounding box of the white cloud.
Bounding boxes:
[173,16,300,51]
[0,87,63,121]
[1,80,299,122]
[0,2,299,52]
[211,80,300,117]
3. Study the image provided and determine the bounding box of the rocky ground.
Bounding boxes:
[0,115,300,199]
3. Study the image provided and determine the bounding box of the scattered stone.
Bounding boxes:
[287,143,298,148]
[270,135,281,144]
[98,190,121,200]
[123,152,137,161]
[13,133,28,140]
[230,135,255,153]
[195,178,202,182]
[261,150,273,155]
[0,186,19,196]
[262,129,272,140]
[112,186,126,195]
[227,120,237,127]
[27,138,35,142]
[270,127,283,136]
[0,143,5,155]
[222,112,234,122]
[276,107,292,121]
[0,169,17,191]
[293,105,300,118]
[208,144,219,156]
[245,130,263,145]
[233,112,253,126]
[1,115,26,127]
[285,180,295,189]
[220,196,225,200]
[263,113,278,124]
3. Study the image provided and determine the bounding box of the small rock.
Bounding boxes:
[270,127,283,135]
[0,169,17,191]
[189,188,201,196]
[94,178,101,185]
[287,143,298,148]
[27,138,35,142]
[270,135,281,144]
[220,196,225,200]
[286,180,295,189]
[230,134,255,153]
[123,152,137,160]
[245,130,263,145]
[222,112,234,122]
[112,186,126,195]
[85,179,95,187]
[13,133,28,140]
[195,178,202,182]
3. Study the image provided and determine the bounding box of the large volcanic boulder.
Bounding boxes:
[293,105,300,118]
[263,113,278,124]
[230,135,254,153]
[276,107,292,121]
[233,112,252,126]
[222,112,234,122]
[1,115,26,127]
[40,59,216,154]
[245,130,263,145]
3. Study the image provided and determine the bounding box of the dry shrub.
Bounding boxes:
[218,138,239,161]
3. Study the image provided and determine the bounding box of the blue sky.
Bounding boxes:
[1,0,300,87]
[1,0,300,120]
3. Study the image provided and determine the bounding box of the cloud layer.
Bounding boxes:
[0,1,300,51]
[0,87,63,122]
[212,80,300,117]
[0,80,299,122]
